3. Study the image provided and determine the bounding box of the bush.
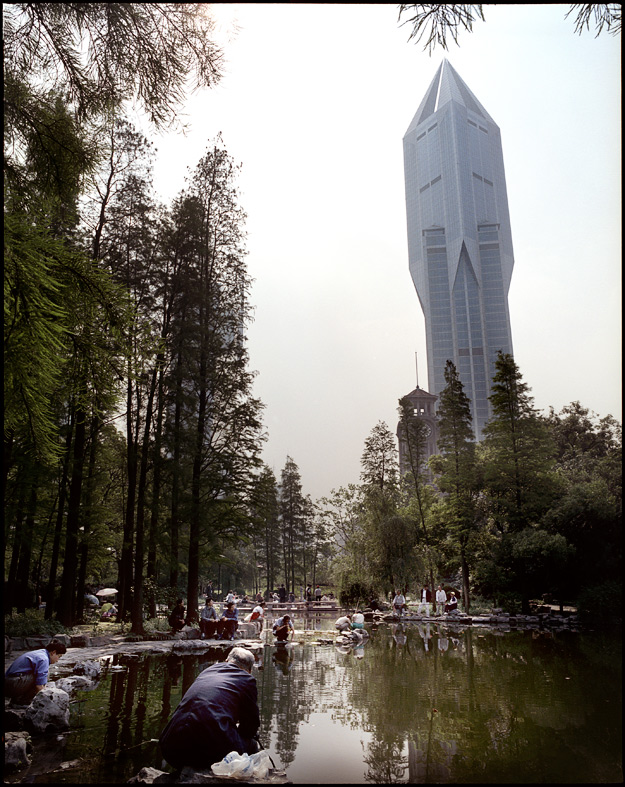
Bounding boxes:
[142,579,179,614]
[338,580,377,607]
[4,609,70,637]
[577,580,622,625]
[490,592,522,615]
[143,617,171,634]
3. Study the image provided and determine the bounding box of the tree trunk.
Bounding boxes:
[45,414,73,620]
[6,486,27,614]
[76,416,100,622]
[119,374,137,622]
[187,376,207,626]
[15,478,38,613]
[460,543,470,613]
[146,365,166,618]
[169,350,184,592]
[34,499,56,607]
[132,367,160,634]
[58,405,87,627]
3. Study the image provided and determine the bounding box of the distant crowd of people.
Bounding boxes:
[392,585,458,617]
[163,580,459,646]
[168,594,266,641]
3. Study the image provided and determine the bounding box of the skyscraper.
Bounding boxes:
[403,60,514,439]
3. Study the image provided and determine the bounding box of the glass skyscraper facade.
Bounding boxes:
[403,60,514,439]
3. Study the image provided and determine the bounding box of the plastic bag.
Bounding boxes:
[211,749,272,780]
[249,750,272,780]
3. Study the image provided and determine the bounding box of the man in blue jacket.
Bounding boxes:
[159,647,261,770]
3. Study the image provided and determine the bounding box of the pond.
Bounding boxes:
[12,618,623,784]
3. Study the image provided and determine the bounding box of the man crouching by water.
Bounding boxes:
[159,647,261,771]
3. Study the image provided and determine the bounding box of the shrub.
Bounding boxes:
[338,580,377,607]
[143,617,170,634]
[4,609,70,637]
[577,580,622,626]
[491,592,522,615]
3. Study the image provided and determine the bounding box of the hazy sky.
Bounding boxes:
[138,4,621,501]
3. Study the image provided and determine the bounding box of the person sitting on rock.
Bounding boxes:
[249,601,265,632]
[445,591,458,614]
[4,639,67,705]
[200,598,220,639]
[168,599,186,632]
[392,590,407,618]
[272,614,294,643]
[218,601,239,641]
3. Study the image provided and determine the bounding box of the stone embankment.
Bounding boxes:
[371,608,579,631]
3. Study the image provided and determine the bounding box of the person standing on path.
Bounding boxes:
[417,585,432,616]
[435,585,447,616]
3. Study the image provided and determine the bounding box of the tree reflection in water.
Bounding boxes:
[24,626,621,784]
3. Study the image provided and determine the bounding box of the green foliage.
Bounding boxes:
[509,528,574,596]
[481,352,559,531]
[142,579,179,614]
[338,580,378,607]
[142,617,171,635]
[4,609,70,637]
[3,3,223,133]
[576,579,622,625]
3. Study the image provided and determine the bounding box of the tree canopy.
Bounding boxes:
[397,4,621,52]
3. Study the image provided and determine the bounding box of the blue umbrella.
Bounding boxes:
[85,594,100,606]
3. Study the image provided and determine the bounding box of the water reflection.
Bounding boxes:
[257,625,622,783]
[20,624,622,784]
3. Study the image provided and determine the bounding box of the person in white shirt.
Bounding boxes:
[445,591,458,614]
[335,614,352,632]
[435,585,447,616]
[351,610,365,629]
[392,590,406,618]
[249,601,265,632]
[417,586,432,616]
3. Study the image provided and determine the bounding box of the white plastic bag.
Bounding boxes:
[211,751,249,778]
[248,750,272,780]
[211,749,273,781]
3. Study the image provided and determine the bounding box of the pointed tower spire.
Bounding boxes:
[406,59,495,134]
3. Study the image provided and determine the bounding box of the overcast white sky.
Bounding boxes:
[140,3,621,501]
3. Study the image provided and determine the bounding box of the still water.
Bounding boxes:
[17,619,623,784]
